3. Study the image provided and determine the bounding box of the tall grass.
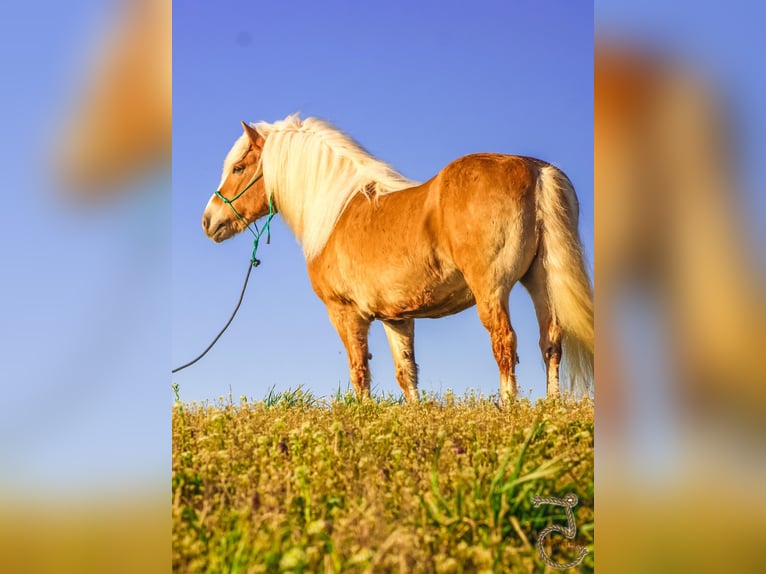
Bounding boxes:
[172,388,593,573]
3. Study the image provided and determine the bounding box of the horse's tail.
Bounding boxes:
[536,165,594,395]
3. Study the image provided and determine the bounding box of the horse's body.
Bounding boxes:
[202,115,593,402]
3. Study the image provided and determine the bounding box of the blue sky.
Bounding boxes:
[172,1,594,404]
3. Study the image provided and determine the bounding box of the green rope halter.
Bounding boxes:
[215,172,275,266]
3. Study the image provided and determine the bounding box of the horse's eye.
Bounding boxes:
[233,165,245,175]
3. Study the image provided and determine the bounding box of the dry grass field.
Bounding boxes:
[172,386,593,573]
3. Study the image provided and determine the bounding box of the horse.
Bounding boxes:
[202,114,593,403]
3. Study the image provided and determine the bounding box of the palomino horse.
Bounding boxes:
[202,114,593,403]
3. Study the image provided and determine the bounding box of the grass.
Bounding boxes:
[172,386,593,573]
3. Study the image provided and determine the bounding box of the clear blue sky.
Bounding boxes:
[172,1,595,404]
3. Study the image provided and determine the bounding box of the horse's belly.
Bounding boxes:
[373,270,475,320]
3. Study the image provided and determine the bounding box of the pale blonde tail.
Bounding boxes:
[537,165,594,395]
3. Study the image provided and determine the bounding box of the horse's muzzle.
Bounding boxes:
[202,213,230,242]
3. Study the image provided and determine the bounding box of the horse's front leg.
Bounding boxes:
[382,319,419,402]
[326,304,372,399]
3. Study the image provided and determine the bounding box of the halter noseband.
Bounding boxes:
[215,171,264,206]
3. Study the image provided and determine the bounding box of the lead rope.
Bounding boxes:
[172,178,274,374]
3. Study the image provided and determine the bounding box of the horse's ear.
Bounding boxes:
[241,121,264,150]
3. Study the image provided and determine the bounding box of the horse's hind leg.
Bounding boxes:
[521,256,562,397]
[382,319,419,402]
[326,304,372,399]
[475,296,519,405]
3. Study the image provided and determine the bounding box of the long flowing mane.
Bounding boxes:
[251,114,419,259]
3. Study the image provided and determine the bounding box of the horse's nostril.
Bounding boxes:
[202,214,210,231]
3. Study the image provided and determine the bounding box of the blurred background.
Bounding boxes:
[2,0,765,571]
[596,1,766,572]
[0,0,170,572]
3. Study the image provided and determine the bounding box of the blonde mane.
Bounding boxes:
[245,113,419,260]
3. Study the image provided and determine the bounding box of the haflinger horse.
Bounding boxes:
[202,114,593,404]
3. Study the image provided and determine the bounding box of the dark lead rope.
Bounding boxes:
[172,174,274,374]
[172,261,256,373]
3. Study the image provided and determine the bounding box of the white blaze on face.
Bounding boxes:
[218,132,251,191]
[203,130,253,239]
[203,193,219,215]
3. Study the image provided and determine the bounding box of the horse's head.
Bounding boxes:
[202,121,273,242]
